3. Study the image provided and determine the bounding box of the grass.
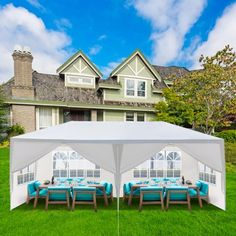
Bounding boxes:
[0,147,236,236]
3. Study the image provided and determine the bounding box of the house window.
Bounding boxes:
[137,113,145,122]
[133,151,181,178]
[126,112,134,121]
[53,151,100,178]
[39,107,52,129]
[125,79,146,98]
[137,81,146,97]
[199,163,216,184]
[17,164,35,185]
[126,80,135,96]
[125,112,145,122]
[67,75,93,85]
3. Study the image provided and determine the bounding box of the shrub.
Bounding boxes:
[215,130,236,143]
[225,143,236,164]
[226,162,236,173]
[6,124,25,139]
[0,140,9,148]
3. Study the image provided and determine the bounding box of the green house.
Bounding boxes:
[3,48,189,132]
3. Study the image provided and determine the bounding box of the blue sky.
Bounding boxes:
[0,0,236,82]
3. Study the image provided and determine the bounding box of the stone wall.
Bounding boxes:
[12,105,35,132]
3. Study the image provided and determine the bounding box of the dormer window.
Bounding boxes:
[125,78,146,98]
[67,75,94,85]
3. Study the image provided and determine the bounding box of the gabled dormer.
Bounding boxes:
[100,49,164,104]
[57,50,102,89]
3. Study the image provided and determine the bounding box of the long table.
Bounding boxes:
[34,183,108,208]
[128,184,202,208]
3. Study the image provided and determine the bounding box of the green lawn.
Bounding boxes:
[0,147,236,236]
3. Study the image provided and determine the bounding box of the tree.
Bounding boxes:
[155,88,194,127]
[155,45,236,134]
[0,85,8,141]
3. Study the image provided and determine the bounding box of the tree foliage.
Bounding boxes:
[0,85,8,141]
[155,45,236,134]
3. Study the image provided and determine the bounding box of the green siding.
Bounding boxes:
[146,112,156,121]
[97,110,103,121]
[104,54,163,104]
[105,76,163,104]
[104,111,124,121]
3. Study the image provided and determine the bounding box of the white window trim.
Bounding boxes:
[52,150,101,178]
[198,163,216,185]
[133,151,182,178]
[124,78,147,99]
[124,112,146,122]
[65,73,96,88]
[37,107,58,130]
[17,163,35,185]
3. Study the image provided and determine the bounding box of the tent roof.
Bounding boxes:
[12,121,222,143]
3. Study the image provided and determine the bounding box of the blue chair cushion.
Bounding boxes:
[141,186,164,201]
[200,182,209,195]
[39,189,48,197]
[152,178,162,183]
[34,181,41,190]
[57,178,67,183]
[200,191,208,197]
[133,188,140,196]
[96,189,104,195]
[106,183,112,195]
[48,186,71,201]
[123,183,130,195]
[188,188,197,197]
[28,182,36,196]
[196,181,202,189]
[72,186,96,201]
[166,186,188,201]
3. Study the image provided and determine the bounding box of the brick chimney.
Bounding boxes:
[12,45,34,99]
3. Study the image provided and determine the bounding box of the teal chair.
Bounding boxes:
[170,178,180,183]
[166,186,191,210]
[189,180,209,207]
[71,186,97,211]
[123,181,141,205]
[123,182,131,201]
[45,186,71,210]
[139,186,165,211]
[27,181,47,207]
[152,178,162,183]
[96,181,113,205]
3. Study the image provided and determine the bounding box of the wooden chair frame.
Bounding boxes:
[45,189,70,210]
[96,185,113,205]
[33,187,47,208]
[166,190,191,210]
[190,186,209,207]
[72,190,97,211]
[139,190,164,211]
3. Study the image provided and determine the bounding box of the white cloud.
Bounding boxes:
[89,45,102,56]
[55,18,72,31]
[0,4,71,83]
[26,0,45,11]
[101,58,125,78]
[129,0,206,65]
[191,2,236,68]
[98,34,107,40]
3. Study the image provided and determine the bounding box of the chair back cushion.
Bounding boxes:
[141,186,164,201]
[48,186,71,201]
[123,183,131,195]
[28,182,36,196]
[166,186,188,201]
[200,181,209,195]
[106,183,112,195]
[73,186,96,201]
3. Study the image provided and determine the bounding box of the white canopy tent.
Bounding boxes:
[10,121,226,210]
